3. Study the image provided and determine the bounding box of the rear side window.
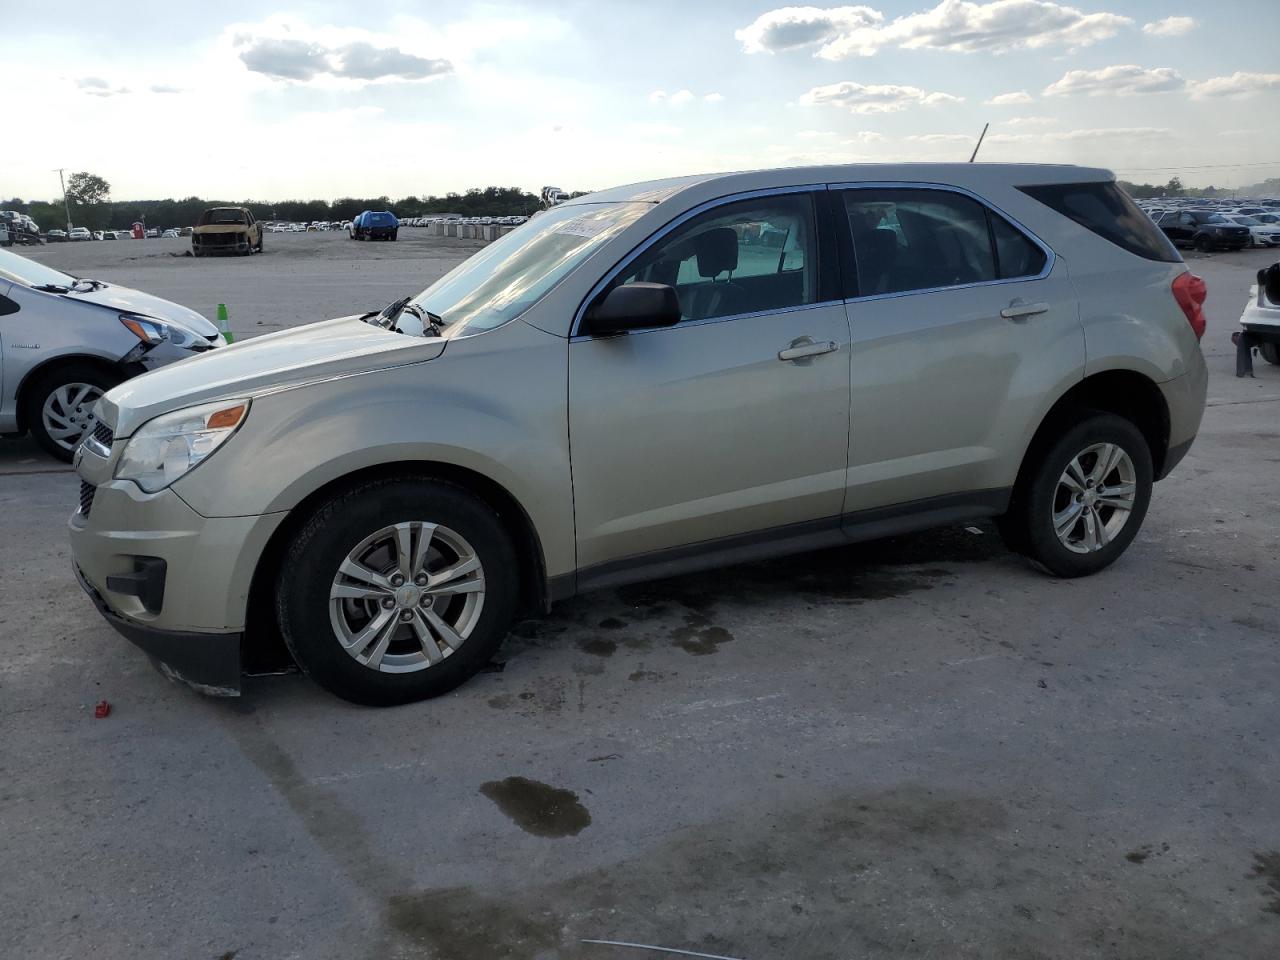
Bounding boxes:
[990,213,1047,279]
[1019,182,1179,263]
[842,189,996,296]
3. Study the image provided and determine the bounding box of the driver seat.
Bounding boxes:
[682,228,746,320]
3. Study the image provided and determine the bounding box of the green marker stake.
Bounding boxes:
[217,303,234,344]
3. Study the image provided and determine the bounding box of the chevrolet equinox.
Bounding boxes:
[70,165,1209,705]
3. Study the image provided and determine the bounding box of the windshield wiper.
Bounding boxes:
[69,278,106,291]
[32,283,71,293]
[399,302,444,337]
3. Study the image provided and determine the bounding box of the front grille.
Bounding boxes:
[91,422,114,447]
[196,232,244,248]
[79,481,96,517]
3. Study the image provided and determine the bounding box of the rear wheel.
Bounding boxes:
[276,478,518,706]
[999,413,1153,577]
[22,363,120,462]
[1194,235,1212,253]
[1260,342,1280,366]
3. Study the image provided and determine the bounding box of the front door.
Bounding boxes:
[568,191,851,572]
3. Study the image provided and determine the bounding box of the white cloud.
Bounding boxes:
[843,130,887,143]
[651,88,719,106]
[75,76,130,97]
[993,126,1174,144]
[1190,72,1280,99]
[801,80,963,113]
[736,6,884,53]
[986,90,1033,105]
[738,1,1132,59]
[227,18,453,85]
[1142,16,1195,37]
[1003,115,1056,125]
[148,84,184,94]
[1043,64,1184,97]
[906,133,974,142]
[796,129,837,139]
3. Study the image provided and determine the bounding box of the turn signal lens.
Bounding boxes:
[207,405,247,430]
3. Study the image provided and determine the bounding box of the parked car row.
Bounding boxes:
[1138,196,1280,251]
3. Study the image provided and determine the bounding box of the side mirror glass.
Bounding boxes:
[585,282,682,336]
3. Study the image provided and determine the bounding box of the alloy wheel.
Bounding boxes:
[328,521,486,673]
[1051,442,1137,554]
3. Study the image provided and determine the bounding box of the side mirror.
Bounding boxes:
[584,282,681,336]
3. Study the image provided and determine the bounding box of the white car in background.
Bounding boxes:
[69,227,91,241]
[161,229,181,239]
[1224,215,1280,247]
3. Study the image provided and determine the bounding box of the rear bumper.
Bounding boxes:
[76,564,242,695]
[1156,358,1208,480]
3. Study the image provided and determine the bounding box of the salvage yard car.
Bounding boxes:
[349,209,399,241]
[191,206,263,256]
[71,163,1207,705]
[0,247,223,460]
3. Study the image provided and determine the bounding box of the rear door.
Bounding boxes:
[834,185,1083,514]
[568,190,851,572]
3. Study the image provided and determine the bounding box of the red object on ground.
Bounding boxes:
[94,700,111,719]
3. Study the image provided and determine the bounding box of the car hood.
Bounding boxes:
[69,283,218,337]
[102,315,447,437]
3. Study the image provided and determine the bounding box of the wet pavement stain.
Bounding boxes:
[386,887,561,959]
[479,776,592,838]
[672,623,735,656]
[598,617,627,630]
[577,637,617,657]
[487,694,513,710]
[1250,851,1280,914]
[629,669,671,682]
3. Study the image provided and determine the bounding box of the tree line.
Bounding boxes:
[3,178,584,232]
[1117,176,1280,200]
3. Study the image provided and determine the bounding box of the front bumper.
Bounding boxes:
[75,565,242,695]
[69,445,287,694]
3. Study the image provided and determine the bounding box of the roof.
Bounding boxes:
[566,163,1115,207]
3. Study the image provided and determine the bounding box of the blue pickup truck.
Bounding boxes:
[349,210,399,241]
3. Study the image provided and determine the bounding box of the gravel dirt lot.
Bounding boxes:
[2,234,1278,960]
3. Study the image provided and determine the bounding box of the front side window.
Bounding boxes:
[842,189,996,297]
[615,193,818,323]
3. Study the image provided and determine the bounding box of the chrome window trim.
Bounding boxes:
[570,185,824,340]
[830,180,1056,303]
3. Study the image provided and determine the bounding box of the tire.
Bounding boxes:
[1194,235,1212,253]
[276,477,519,706]
[999,412,1153,578]
[255,233,264,254]
[1260,342,1280,366]
[22,363,120,462]
[390,230,398,242]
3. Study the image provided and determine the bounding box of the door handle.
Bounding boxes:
[1001,299,1050,320]
[777,337,839,362]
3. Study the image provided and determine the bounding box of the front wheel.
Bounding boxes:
[22,364,120,462]
[276,478,519,706]
[1194,235,1212,253]
[1260,342,1280,366]
[999,413,1153,577]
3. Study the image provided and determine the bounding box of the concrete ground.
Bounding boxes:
[2,235,1278,960]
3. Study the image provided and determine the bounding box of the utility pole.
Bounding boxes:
[54,168,72,233]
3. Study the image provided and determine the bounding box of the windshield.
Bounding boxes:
[412,201,649,335]
[1198,213,1228,224]
[199,208,246,225]
[1234,216,1260,225]
[0,247,77,288]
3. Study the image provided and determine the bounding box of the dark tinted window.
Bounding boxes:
[617,193,817,322]
[1019,182,1179,262]
[843,189,995,296]
[990,212,1047,279]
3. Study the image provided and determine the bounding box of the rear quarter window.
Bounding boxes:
[1019,182,1180,263]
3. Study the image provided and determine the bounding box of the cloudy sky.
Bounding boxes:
[6,0,1279,201]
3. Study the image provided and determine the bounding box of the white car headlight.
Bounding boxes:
[114,399,250,493]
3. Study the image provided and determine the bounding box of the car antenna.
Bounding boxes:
[968,122,989,163]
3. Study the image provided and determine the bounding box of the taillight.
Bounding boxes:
[1172,271,1207,341]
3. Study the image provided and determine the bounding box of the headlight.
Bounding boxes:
[114,399,250,492]
[120,313,198,348]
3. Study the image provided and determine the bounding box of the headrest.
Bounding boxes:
[864,227,898,260]
[695,227,739,278]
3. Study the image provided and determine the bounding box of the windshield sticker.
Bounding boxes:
[553,216,611,239]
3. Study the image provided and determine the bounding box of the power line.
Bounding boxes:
[1112,160,1280,173]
